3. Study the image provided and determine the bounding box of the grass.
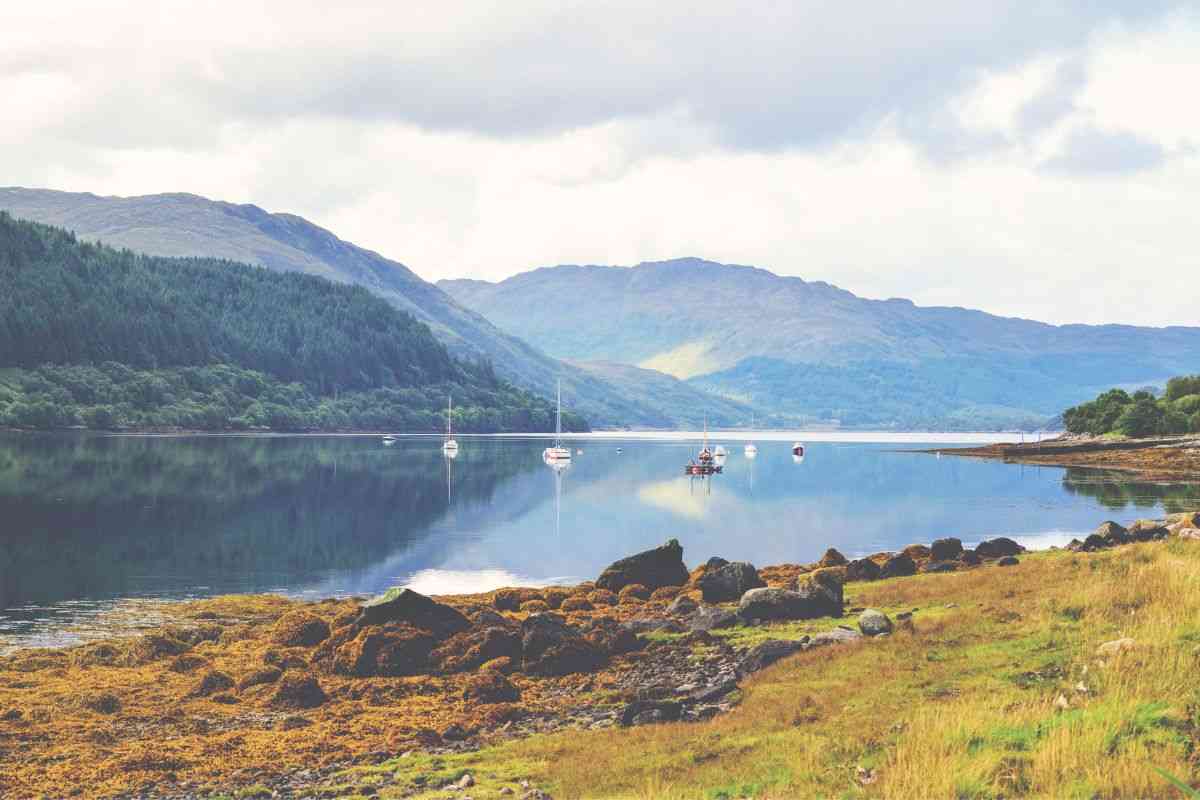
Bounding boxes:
[376,542,1200,799]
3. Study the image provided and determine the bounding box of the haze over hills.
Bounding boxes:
[0,188,735,428]
[441,259,1200,429]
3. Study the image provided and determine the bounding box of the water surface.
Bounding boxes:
[2,431,1197,651]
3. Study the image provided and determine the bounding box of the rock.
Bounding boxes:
[618,584,652,603]
[687,679,739,703]
[974,537,1024,559]
[1093,521,1129,545]
[188,670,235,698]
[270,611,331,648]
[493,588,544,612]
[696,561,766,603]
[237,666,283,691]
[268,675,328,709]
[960,550,983,566]
[1128,519,1168,541]
[845,558,881,582]
[1178,528,1200,540]
[1081,533,1109,552]
[858,609,893,637]
[595,539,690,592]
[687,606,740,632]
[520,613,605,676]
[584,617,643,656]
[997,556,1020,567]
[930,538,964,561]
[649,586,681,602]
[127,632,191,664]
[541,588,571,609]
[790,570,844,618]
[480,656,517,674]
[738,639,807,673]
[1066,539,1085,552]
[819,548,848,567]
[1095,638,1136,658]
[167,653,209,674]
[622,618,686,635]
[738,588,810,621]
[357,587,469,636]
[1168,511,1200,527]
[71,642,125,668]
[620,699,682,726]
[880,553,917,579]
[901,544,931,561]
[435,626,522,673]
[462,672,520,704]
[809,627,864,648]
[334,624,435,677]
[80,691,122,714]
[1054,694,1069,711]
[458,773,476,789]
[520,599,550,614]
[559,596,594,613]
[667,595,699,616]
[810,565,848,584]
[921,560,959,573]
[440,722,471,741]
[587,589,618,607]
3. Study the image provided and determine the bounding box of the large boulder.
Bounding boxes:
[880,553,917,579]
[696,561,766,603]
[1093,521,1129,545]
[520,613,605,676]
[596,539,690,591]
[433,626,522,673]
[667,595,699,616]
[819,548,848,567]
[688,606,741,632]
[974,537,1024,559]
[845,558,881,582]
[930,538,964,561]
[333,624,434,677]
[921,560,959,574]
[1128,520,1168,542]
[858,609,892,637]
[809,627,864,648]
[356,588,469,636]
[791,570,844,618]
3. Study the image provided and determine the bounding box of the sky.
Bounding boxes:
[2,1,1198,325]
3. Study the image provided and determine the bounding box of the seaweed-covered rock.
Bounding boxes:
[462,671,520,705]
[270,611,331,648]
[520,599,550,614]
[434,626,522,674]
[588,589,618,607]
[649,586,682,602]
[80,691,122,714]
[618,584,652,603]
[541,587,572,609]
[520,613,605,676]
[974,537,1024,559]
[596,539,689,592]
[559,596,594,613]
[901,544,931,561]
[880,553,917,579]
[188,670,235,698]
[127,632,191,665]
[845,558,881,582]
[696,562,766,603]
[930,538,964,561]
[333,625,435,677]
[168,653,209,674]
[493,588,544,612]
[268,675,327,710]
[237,667,283,691]
[356,588,469,637]
[819,548,848,567]
[667,595,699,616]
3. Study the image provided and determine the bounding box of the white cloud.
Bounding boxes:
[0,1,1198,326]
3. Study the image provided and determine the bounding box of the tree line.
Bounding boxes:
[1062,376,1200,438]
[0,213,587,433]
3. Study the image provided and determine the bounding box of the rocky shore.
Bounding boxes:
[3,511,1200,799]
[932,434,1200,478]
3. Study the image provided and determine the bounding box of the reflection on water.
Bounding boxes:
[1,432,1198,651]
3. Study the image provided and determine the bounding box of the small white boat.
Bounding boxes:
[442,395,459,455]
[792,442,805,457]
[381,434,397,445]
[714,445,727,457]
[744,443,758,458]
[544,380,572,463]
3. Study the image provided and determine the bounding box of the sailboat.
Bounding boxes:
[543,380,572,463]
[686,415,722,475]
[442,395,459,456]
[744,414,758,457]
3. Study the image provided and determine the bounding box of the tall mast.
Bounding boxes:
[447,395,453,439]
[555,379,562,446]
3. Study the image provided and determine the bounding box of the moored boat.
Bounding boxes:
[442,395,459,455]
[543,380,572,463]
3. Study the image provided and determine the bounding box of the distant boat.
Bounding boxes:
[792,442,805,458]
[697,415,714,464]
[381,434,397,445]
[745,414,758,457]
[443,395,459,456]
[686,415,721,475]
[714,445,727,457]
[543,380,572,463]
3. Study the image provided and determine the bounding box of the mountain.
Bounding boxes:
[440,258,1200,429]
[0,212,584,433]
[0,188,731,427]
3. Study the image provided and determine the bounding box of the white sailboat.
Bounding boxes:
[442,395,459,456]
[744,414,758,457]
[543,380,572,463]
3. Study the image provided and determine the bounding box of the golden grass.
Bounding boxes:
[386,543,1200,799]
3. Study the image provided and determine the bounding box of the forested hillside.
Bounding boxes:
[1063,376,1200,438]
[0,213,586,433]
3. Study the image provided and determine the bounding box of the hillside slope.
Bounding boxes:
[441,258,1200,428]
[0,188,727,427]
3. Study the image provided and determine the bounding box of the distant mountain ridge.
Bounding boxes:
[0,188,737,428]
[440,258,1200,429]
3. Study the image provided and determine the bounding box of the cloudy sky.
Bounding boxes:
[3,1,1198,325]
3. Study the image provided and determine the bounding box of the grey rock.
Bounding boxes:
[922,560,959,573]
[622,618,686,634]
[845,558,881,581]
[620,699,682,726]
[596,539,690,591]
[738,638,808,673]
[790,570,844,618]
[997,556,1019,567]
[880,553,917,578]
[930,537,964,561]
[738,588,822,621]
[810,627,864,648]
[667,595,699,616]
[688,606,741,632]
[974,537,1024,558]
[696,561,766,603]
[357,587,470,634]
[857,609,893,637]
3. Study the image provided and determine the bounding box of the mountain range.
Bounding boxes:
[440,259,1200,429]
[0,188,736,428]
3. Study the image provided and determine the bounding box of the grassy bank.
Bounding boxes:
[355,544,1200,799]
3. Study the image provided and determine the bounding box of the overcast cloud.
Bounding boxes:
[2,1,1198,325]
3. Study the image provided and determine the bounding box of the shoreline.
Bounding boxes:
[927,434,1200,480]
[4,511,1199,799]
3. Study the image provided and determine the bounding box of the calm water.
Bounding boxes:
[2,431,1198,651]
